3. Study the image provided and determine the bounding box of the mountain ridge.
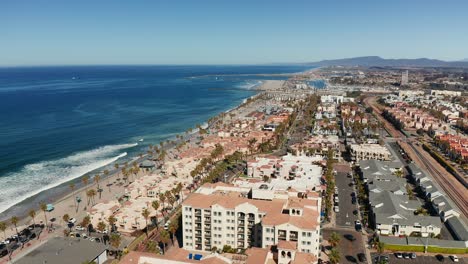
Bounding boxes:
[308,56,468,68]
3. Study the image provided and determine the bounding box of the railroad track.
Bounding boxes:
[363,96,468,218]
[408,143,468,217]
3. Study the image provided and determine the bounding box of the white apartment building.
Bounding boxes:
[181,183,321,259]
[430,90,462,97]
[349,144,391,161]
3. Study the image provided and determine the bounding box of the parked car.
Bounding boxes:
[395,252,403,259]
[75,225,86,231]
[357,253,366,262]
[403,253,410,259]
[344,234,356,241]
[355,220,362,231]
[410,253,417,259]
[334,206,340,213]
[0,249,8,257]
[68,218,77,224]
[164,220,171,230]
[450,255,459,262]
[436,254,445,262]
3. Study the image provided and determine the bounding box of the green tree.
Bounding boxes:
[168,221,179,244]
[108,215,117,233]
[11,216,19,236]
[141,208,150,237]
[329,248,341,264]
[329,232,340,247]
[0,222,7,240]
[110,233,121,249]
[159,229,170,254]
[70,183,77,211]
[29,209,36,226]
[151,200,160,227]
[40,202,49,227]
[97,221,107,233]
[377,241,385,254]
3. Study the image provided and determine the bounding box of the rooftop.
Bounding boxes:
[14,237,107,264]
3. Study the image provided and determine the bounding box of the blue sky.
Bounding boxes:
[1,0,467,66]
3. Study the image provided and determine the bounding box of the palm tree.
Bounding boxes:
[95,173,103,199]
[159,193,166,215]
[329,248,341,264]
[159,229,170,254]
[0,222,7,240]
[11,216,19,236]
[90,188,97,204]
[108,215,117,233]
[29,210,36,226]
[110,233,121,257]
[151,200,160,227]
[81,216,91,234]
[69,183,78,211]
[82,175,90,191]
[329,232,340,247]
[141,209,150,237]
[168,221,178,244]
[40,203,49,228]
[97,221,106,233]
[63,214,70,231]
[377,241,385,254]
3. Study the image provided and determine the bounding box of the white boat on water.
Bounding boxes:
[138,138,144,142]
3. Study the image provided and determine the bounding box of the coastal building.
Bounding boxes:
[14,237,108,264]
[246,154,323,191]
[349,144,391,161]
[430,90,462,97]
[181,183,321,260]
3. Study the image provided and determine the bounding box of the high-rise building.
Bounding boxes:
[181,182,322,260]
[401,70,409,86]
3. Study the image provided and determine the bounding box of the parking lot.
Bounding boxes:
[334,163,360,228]
[371,253,466,264]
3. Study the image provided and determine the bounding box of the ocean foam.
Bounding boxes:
[235,80,263,90]
[0,143,136,215]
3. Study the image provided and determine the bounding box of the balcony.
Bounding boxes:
[238,227,245,232]
[238,234,245,239]
[195,231,202,237]
[195,238,202,243]
[195,244,202,250]
[248,221,254,227]
[195,217,201,223]
[204,216,211,221]
[195,210,201,216]
[238,220,245,225]
[195,224,202,230]
[238,242,245,248]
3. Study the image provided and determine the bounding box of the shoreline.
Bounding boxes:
[0,84,266,225]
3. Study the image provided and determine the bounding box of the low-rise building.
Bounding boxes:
[349,144,391,161]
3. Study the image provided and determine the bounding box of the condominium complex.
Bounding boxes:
[181,183,321,260]
[349,143,391,161]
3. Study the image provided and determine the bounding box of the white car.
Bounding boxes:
[69,218,77,224]
[334,196,339,203]
[75,225,86,231]
[450,255,459,262]
[82,233,88,239]
[89,237,95,242]
[164,220,171,230]
[334,206,340,213]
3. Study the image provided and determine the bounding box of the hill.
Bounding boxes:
[308,56,468,68]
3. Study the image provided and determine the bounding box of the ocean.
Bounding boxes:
[0,65,311,218]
